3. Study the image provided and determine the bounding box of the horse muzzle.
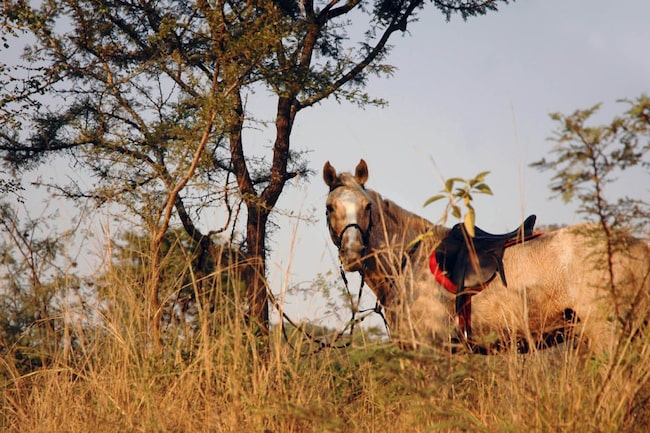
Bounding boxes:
[331,222,369,272]
[339,249,363,272]
[338,243,365,272]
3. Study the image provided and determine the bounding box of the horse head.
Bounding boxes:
[323,159,373,272]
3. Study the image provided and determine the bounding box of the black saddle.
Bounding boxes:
[429,214,541,344]
[433,214,538,292]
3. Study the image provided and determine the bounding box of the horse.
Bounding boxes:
[323,159,650,353]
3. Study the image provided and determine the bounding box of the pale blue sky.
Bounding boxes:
[268,0,650,323]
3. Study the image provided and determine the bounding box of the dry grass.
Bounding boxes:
[2,244,650,433]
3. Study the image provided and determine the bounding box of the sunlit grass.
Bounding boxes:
[1,230,649,433]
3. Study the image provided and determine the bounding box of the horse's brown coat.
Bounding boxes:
[324,159,650,352]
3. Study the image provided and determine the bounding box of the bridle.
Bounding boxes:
[324,190,390,339]
[325,183,373,255]
[327,220,372,255]
[325,200,372,293]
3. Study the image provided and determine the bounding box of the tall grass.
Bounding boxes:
[1,231,650,433]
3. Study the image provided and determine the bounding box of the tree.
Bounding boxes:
[532,95,650,316]
[532,95,650,234]
[0,0,511,345]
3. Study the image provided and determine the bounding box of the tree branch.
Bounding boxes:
[299,0,419,109]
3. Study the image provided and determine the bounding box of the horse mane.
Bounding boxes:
[368,189,441,244]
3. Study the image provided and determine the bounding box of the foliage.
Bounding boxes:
[104,226,247,336]
[423,171,493,236]
[0,201,82,374]
[531,95,650,235]
[0,178,22,200]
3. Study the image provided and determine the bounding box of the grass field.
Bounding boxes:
[1,216,649,433]
[2,257,649,433]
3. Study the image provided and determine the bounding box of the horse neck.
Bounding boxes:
[367,190,436,250]
[361,189,445,306]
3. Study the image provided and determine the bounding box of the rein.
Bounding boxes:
[331,208,391,341]
[272,208,388,356]
[339,266,391,342]
[326,206,391,342]
[271,267,389,356]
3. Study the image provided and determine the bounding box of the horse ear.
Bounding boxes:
[355,159,368,186]
[323,161,337,187]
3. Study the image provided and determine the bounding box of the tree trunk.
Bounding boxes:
[148,235,163,351]
[245,205,270,336]
[228,90,296,340]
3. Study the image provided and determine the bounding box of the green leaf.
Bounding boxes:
[451,205,461,219]
[423,194,446,207]
[474,183,493,195]
[475,171,490,182]
[444,178,456,193]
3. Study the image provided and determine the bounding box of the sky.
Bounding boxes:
[3,0,649,329]
[265,0,650,325]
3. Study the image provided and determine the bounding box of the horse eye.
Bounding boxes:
[365,203,372,212]
[326,204,333,213]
